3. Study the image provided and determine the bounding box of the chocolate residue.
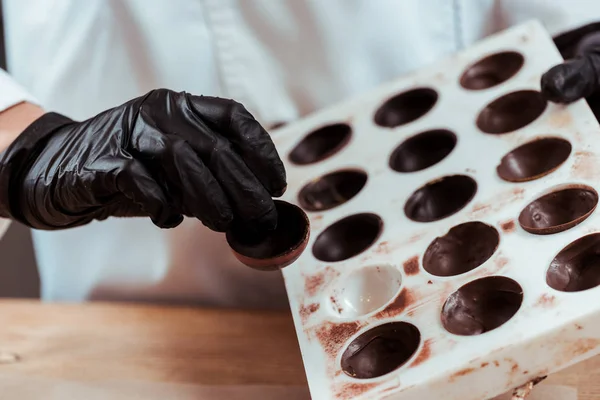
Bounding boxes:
[481,362,489,368]
[523,370,529,375]
[477,90,547,134]
[460,51,524,90]
[470,188,525,219]
[572,151,597,180]
[534,294,556,308]
[518,186,598,235]
[375,241,390,254]
[501,220,516,233]
[548,109,573,129]
[405,175,477,222]
[299,303,320,323]
[374,88,438,128]
[450,367,476,381]
[389,129,457,173]
[340,322,421,379]
[289,123,352,165]
[376,289,412,319]
[403,256,420,276]
[314,321,363,357]
[547,233,600,292]
[330,296,344,314]
[313,213,383,262]
[298,169,367,212]
[423,221,499,277]
[305,266,340,297]
[495,257,509,270]
[410,339,433,367]
[441,276,523,336]
[576,324,584,330]
[494,360,500,367]
[335,382,378,399]
[497,138,571,182]
[427,280,433,285]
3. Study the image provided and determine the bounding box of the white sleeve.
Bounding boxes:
[0,68,39,240]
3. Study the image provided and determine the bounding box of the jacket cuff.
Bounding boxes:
[553,22,600,59]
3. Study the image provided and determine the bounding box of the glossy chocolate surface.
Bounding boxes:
[518,187,598,235]
[226,200,309,270]
[497,138,572,182]
[441,277,523,336]
[374,88,438,128]
[404,175,477,222]
[460,51,524,90]
[298,169,367,212]
[389,129,457,173]
[312,213,382,262]
[547,233,600,292]
[423,222,499,277]
[341,322,420,379]
[288,123,351,165]
[477,90,547,134]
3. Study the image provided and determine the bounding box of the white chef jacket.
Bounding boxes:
[0,0,599,309]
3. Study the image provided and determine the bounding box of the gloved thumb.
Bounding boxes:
[540,58,598,103]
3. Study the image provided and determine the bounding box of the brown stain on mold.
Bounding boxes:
[470,188,525,219]
[493,360,500,367]
[375,289,413,319]
[568,338,600,358]
[313,321,363,357]
[576,324,583,330]
[410,339,433,367]
[535,294,556,308]
[501,220,516,233]
[481,362,489,368]
[375,241,389,254]
[548,109,573,129]
[373,233,426,255]
[299,303,320,323]
[305,266,340,297]
[330,296,344,314]
[335,382,378,399]
[403,256,420,276]
[450,367,475,381]
[573,151,598,180]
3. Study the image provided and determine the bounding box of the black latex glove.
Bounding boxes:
[0,89,287,231]
[541,23,600,118]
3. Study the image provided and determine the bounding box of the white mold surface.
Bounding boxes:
[274,20,600,400]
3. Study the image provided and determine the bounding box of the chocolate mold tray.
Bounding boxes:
[272,20,600,400]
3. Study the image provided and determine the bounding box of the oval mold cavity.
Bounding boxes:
[477,90,547,134]
[298,169,367,212]
[460,51,525,90]
[441,276,523,336]
[374,88,438,128]
[547,233,600,292]
[288,123,351,165]
[312,213,383,262]
[404,175,477,222]
[518,186,598,235]
[389,129,457,173]
[497,138,571,182]
[423,222,499,277]
[340,322,421,379]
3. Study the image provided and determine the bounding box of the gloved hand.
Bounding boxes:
[541,25,600,118]
[0,89,287,231]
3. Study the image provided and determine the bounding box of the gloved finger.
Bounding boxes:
[541,58,598,103]
[187,96,287,197]
[115,159,183,228]
[198,135,278,230]
[133,132,234,232]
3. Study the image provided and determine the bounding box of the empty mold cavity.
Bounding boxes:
[374,88,438,128]
[497,138,572,182]
[477,90,547,134]
[423,222,499,277]
[547,233,600,292]
[441,276,523,336]
[329,265,402,318]
[404,175,477,222]
[298,169,367,212]
[518,185,598,235]
[341,322,421,379]
[226,200,310,271]
[313,213,383,262]
[460,51,525,90]
[288,123,351,165]
[389,129,457,173]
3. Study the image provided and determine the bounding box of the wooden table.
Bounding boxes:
[0,300,596,399]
